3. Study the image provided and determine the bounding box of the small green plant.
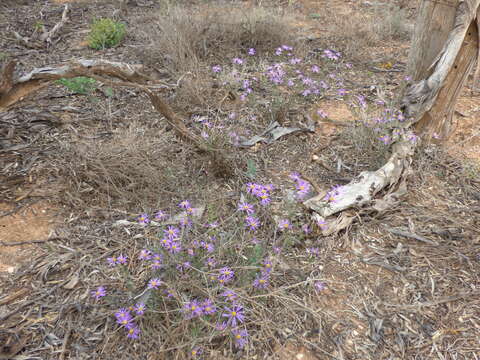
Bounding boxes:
[56,77,97,95]
[87,18,126,50]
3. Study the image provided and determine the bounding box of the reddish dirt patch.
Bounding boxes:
[0,202,57,273]
[449,96,480,162]
[275,343,317,360]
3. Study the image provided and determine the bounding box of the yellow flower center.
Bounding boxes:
[259,279,265,284]
[191,306,196,311]
[191,350,197,355]
[236,334,241,339]
[205,307,211,312]
[129,328,135,334]
[231,311,237,316]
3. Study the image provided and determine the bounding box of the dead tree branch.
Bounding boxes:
[0,59,234,177]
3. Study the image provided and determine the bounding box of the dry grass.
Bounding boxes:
[133,4,299,108]
[328,3,412,60]
[53,122,200,210]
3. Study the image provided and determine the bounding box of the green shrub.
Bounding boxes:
[56,77,97,95]
[87,18,126,50]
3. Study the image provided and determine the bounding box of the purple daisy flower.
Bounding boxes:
[178,200,191,209]
[245,216,260,231]
[278,219,292,231]
[126,323,140,339]
[296,179,311,198]
[117,254,128,265]
[262,258,273,273]
[248,48,256,55]
[232,57,244,65]
[232,328,248,349]
[202,299,217,315]
[222,305,245,327]
[190,347,203,357]
[154,210,167,220]
[115,308,130,321]
[289,172,302,181]
[168,241,182,254]
[212,65,222,73]
[246,182,259,194]
[238,202,255,214]
[160,237,171,248]
[138,249,151,261]
[259,194,271,206]
[116,311,133,326]
[91,286,106,300]
[253,273,270,289]
[148,278,162,289]
[316,109,328,118]
[107,256,117,266]
[134,303,146,316]
[137,213,150,224]
[152,253,162,262]
[184,300,203,319]
[314,281,327,292]
[205,257,216,267]
[221,289,237,302]
[164,226,179,239]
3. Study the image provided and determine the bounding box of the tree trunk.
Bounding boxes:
[405,0,480,140]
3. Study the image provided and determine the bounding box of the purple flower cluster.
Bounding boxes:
[289,172,311,199]
[107,254,128,266]
[115,308,141,339]
[246,182,274,205]
[217,266,235,285]
[266,63,286,84]
[323,49,341,61]
[184,298,217,319]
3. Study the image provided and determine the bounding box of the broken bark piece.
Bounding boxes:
[39,4,70,44]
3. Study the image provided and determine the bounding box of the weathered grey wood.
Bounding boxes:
[407,0,459,81]
[402,0,480,138]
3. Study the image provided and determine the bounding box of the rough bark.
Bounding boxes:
[403,0,480,139]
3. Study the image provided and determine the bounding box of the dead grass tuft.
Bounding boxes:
[54,124,197,210]
[138,5,298,73]
[329,4,412,60]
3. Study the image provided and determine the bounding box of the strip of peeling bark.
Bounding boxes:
[0,59,233,177]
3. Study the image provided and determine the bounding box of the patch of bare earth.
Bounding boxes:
[0,202,57,273]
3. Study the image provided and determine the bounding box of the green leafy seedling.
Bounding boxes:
[56,77,97,95]
[88,18,126,50]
